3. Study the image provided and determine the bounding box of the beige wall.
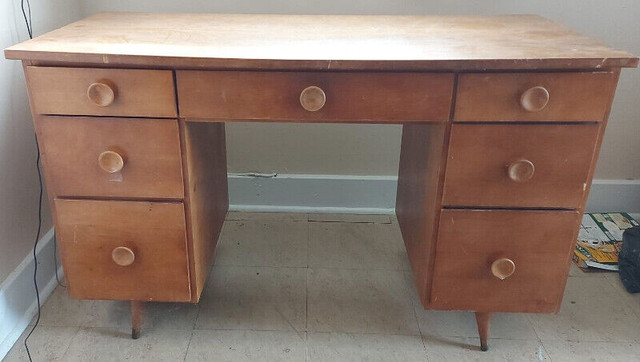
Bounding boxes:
[81,0,640,179]
[0,0,81,282]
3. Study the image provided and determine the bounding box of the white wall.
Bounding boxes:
[79,0,640,180]
[0,0,81,282]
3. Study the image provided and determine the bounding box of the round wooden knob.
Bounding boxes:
[491,258,515,280]
[300,86,326,112]
[507,159,535,183]
[112,246,135,266]
[520,86,549,112]
[98,150,125,173]
[87,81,116,107]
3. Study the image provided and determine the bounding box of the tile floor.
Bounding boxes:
[4,212,640,361]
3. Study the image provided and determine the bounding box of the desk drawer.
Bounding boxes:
[454,72,617,122]
[26,66,177,117]
[430,209,580,313]
[442,123,600,209]
[177,71,454,122]
[54,199,191,302]
[38,116,184,199]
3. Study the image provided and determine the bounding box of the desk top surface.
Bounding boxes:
[5,12,638,71]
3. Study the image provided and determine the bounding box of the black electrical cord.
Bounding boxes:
[24,137,42,362]
[20,1,40,361]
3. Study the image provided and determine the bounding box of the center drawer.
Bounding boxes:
[37,116,184,199]
[54,199,191,302]
[430,209,580,313]
[442,123,600,209]
[176,71,454,122]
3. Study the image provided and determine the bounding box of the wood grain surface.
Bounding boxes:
[454,72,618,122]
[443,123,601,209]
[54,199,191,302]
[37,116,184,199]
[6,13,637,70]
[177,71,453,122]
[430,209,581,313]
[25,66,177,117]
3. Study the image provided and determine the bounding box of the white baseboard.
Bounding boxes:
[228,173,640,214]
[228,173,397,214]
[0,228,61,360]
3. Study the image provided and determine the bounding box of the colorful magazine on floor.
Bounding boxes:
[573,212,639,271]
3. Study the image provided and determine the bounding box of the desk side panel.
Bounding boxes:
[181,121,229,302]
[396,122,448,306]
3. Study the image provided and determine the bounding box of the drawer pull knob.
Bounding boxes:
[98,150,125,173]
[520,86,549,112]
[87,81,116,107]
[300,86,326,112]
[112,246,135,266]
[491,258,515,280]
[507,159,535,183]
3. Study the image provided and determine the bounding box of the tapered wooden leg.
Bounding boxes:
[475,312,490,351]
[131,301,146,339]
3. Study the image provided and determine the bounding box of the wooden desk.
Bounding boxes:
[5,12,637,350]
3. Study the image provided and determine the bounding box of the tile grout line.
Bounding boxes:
[408,276,430,359]
[182,329,195,362]
[525,313,553,362]
[58,326,83,360]
[184,298,202,361]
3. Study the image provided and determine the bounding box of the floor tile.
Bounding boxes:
[216,221,308,267]
[226,211,308,222]
[3,326,79,362]
[414,309,537,340]
[604,272,640,320]
[184,330,306,362]
[141,302,200,331]
[196,266,306,332]
[528,276,640,342]
[307,268,419,335]
[37,287,129,329]
[423,336,549,361]
[61,327,192,361]
[308,213,391,224]
[541,340,640,362]
[308,222,410,271]
[35,287,198,331]
[307,332,426,362]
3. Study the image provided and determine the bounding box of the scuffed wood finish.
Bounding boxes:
[396,122,448,305]
[455,72,618,122]
[37,116,184,199]
[5,13,637,70]
[443,123,601,209]
[180,122,229,302]
[25,66,176,117]
[54,199,191,302]
[430,209,581,313]
[177,71,453,122]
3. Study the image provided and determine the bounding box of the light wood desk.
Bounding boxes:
[5,12,637,350]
